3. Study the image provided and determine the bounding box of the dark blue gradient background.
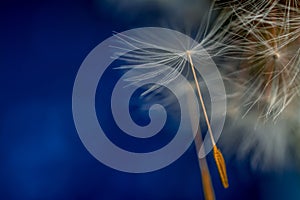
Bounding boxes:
[1,0,300,199]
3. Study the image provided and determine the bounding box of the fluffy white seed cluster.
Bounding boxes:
[218,0,300,170]
[220,0,300,120]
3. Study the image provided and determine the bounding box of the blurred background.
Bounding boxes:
[1,0,300,199]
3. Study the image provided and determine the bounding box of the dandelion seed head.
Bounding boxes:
[215,0,300,170]
[221,0,300,120]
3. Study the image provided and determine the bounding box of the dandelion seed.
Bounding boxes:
[187,51,229,189]
[213,146,229,188]
[112,1,232,197]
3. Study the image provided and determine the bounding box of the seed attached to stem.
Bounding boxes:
[187,51,229,189]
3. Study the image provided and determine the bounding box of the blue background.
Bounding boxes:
[1,0,300,199]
